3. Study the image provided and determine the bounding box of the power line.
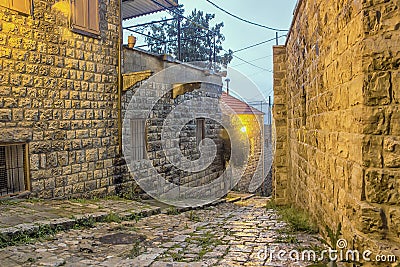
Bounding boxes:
[265,88,274,97]
[233,35,287,53]
[247,70,270,78]
[231,55,272,68]
[231,53,273,73]
[246,91,267,101]
[205,0,288,32]
[151,0,217,35]
[148,0,277,73]
[134,34,211,48]
[246,88,274,101]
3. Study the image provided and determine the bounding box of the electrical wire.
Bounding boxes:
[233,35,287,53]
[246,91,267,101]
[150,0,277,74]
[248,87,274,100]
[247,70,271,78]
[205,0,288,32]
[231,53,273,73]
[231,55,272,68]
[151,0,217,35]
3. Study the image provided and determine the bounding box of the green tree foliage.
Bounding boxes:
[142,6,233,66]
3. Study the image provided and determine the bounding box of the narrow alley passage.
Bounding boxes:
[0,197,323,267]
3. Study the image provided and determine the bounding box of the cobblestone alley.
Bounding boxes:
[0,197,323,267]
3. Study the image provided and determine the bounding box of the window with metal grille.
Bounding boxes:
[0,144,27,196]
[196,118,205,145]
[71,0,100,36]
[0,0,32,14]
[131,119,146,160]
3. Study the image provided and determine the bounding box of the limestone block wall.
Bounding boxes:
[362,0,400,249]
[274,0,399,257]
[273,46,289,203]
[0,0,120,198]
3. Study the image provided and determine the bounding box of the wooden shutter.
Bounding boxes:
[0,0,10,9]
[72,0,87,29]
[87,0,99,33]
[0,0,31,14]
[10,0,31,14]
[72,0,99,35]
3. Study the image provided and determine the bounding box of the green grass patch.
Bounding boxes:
[24,198,43,204]
[71,216,96,229]
[166,207,180,215]
[266,200,318,234]
[129,240,142,258]
[0,225,61,248]
[102,212,122,223]
[187,211,201,222]
[274,234,299,244]
[0,200,19,206]
[169,251,184,261]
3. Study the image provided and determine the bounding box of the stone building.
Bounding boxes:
[0,0,178,198]
[119,48,229,202]
[0,0,265,202]
[273,0,399,259]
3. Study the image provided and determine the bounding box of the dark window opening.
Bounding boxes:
[0,144,27,197]
[131,119,146,160]
[196,118,205,145]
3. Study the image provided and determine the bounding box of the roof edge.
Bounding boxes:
[285,0,304,46]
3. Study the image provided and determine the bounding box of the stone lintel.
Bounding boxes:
[122,70,153,92]
[172,82,202,99]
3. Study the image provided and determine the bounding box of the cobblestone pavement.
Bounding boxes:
[0,197,324,266]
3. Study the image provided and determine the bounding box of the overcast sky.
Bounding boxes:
[123,0,297,104]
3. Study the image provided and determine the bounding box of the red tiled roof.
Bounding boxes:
[221,92,264,115]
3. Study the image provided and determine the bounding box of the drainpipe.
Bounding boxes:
[117,0,123,155]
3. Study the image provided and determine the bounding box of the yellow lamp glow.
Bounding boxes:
[240,126,247,133]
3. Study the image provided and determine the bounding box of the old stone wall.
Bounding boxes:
[0,0,120,198]
[274,0,399,259]
[273,46,289,204]
[121,48,227,199]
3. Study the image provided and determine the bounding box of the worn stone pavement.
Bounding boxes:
[0,196,324,267]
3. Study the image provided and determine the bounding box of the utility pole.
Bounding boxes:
[213,35,216,64]
[177,17,182,61]
[225,78,230,95]
[276,32,279,45]
[268,96,272,125]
